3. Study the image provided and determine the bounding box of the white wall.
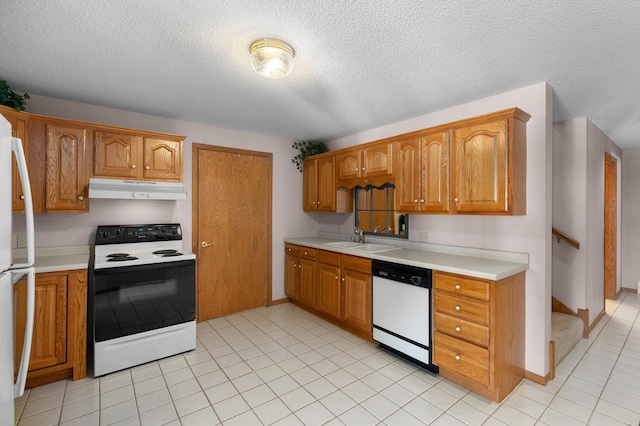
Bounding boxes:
[12,94,320,300]
[323,82,554,378]
[622,149,640,290]
[552,118,622,323]
[553,119,588,309]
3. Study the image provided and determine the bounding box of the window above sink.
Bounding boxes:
[355,183,408,239]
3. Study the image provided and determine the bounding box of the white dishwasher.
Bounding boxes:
[372,260,438,373]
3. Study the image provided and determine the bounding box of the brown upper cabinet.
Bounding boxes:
[319,107,528,216]
[94,131,183,182]
[395,131,450,213]
[1,106,30,212]
[336,142,393,186]
[450,109,529,215]
[28,117,89,213]
[303,153,352,212]
[1,105,186,213]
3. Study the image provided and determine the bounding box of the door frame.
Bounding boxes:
[604,152,617,299]
[192,143,273,320]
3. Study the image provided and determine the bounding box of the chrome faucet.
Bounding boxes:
[354,227,365,243]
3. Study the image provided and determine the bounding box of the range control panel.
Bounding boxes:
[95,224,182,244]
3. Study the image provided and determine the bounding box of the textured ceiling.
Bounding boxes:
[2,1,639,148]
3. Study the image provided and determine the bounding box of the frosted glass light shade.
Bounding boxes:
[249,39,295,79]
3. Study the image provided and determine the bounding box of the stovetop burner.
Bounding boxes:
[153,249,178,255]
[107,253,130,258]
[107,256,139,262]
[161,252,183,257]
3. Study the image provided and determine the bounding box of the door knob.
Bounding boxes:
[201,241,213,248]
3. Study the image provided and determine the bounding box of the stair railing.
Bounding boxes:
[552,228,580,249]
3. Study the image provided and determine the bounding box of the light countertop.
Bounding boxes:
[284,233,528,281]
[12,245,90,273]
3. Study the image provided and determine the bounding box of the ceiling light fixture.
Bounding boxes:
[249,38,295,79]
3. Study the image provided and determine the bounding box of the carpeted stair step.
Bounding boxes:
[551,312,584,366]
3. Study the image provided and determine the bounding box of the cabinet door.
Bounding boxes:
[284,253,299,299]
[316,261,341,319]
[421,131,450,213]
[394,137,421,212]
[8,113,29,211]
[452,119,508,213]
[302,158,318,211]
[15,274,68,372]
[362,143,393,178]
[317,155,336,211]
[93,130,143,179]
[298,258,316,307]
[45,123,88,211]
[143,138,182,181]
[336,149,361,181]
[341,266,372,334]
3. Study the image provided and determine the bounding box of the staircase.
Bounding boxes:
[550,228,586,368]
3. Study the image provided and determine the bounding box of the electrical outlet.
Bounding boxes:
[17,233,28,248]
[419,232,428,242]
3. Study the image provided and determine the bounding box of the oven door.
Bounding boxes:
[92,259,195,342]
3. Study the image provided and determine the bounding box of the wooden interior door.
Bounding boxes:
[193,144,272,320]
[604,153,617,299]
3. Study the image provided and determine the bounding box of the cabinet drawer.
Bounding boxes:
[434,312,489,347]
[299,247,316,260]
[435,291,489,325]
[284,244,299,257]
[434,272,490,301]
[317,249,340,266]
[342,254,371,273]
[434,331,489,386]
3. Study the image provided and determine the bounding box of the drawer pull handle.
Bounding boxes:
[455,354,461,361]
[304,251,308,255]
[455,284,461,290]
[455,326,461,332]
[298,265,302,269]
[455,305,461,311]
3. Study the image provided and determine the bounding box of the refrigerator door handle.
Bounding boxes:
[13,268,34,397]
[10,137,34,268]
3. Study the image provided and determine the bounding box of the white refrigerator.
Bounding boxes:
[0,113,35,424]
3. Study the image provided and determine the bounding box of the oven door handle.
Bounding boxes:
[94,259,195,275]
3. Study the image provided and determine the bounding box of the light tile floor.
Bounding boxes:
[14,292,640,425]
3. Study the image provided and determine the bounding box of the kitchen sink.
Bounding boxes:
[350,243,403,253]
[323,241,362,248]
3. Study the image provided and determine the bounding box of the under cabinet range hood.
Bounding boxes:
[88,178,187,200]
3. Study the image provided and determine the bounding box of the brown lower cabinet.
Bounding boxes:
[433,270,525,402]
[284,244,372,339]
[14,269,87,388]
